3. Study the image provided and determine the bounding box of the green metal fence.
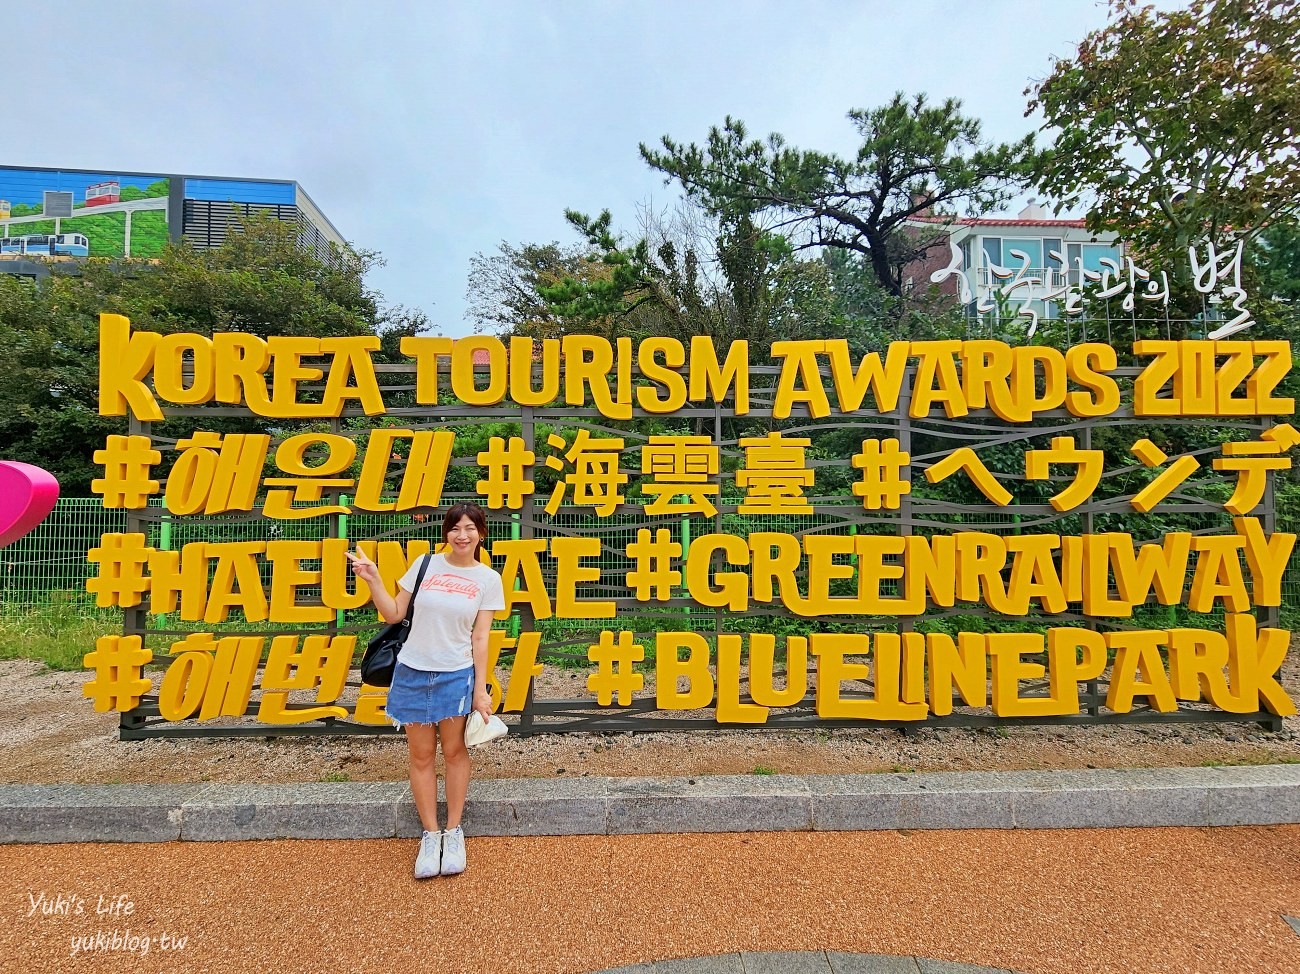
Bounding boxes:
[0,499,125,613]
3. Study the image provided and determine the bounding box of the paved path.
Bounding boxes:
[598,952,1022,972]
[5,767,1299,971]
[2,827,1300,972]
[4,828,1298,973]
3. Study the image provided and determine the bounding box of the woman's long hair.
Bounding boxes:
[440,502,489,559]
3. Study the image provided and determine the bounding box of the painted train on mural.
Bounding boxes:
[0,233,91,257]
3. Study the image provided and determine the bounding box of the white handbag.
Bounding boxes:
[464,711,508,746]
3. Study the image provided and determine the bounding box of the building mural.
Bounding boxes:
[0,167,346,273]
[0,169,170,258]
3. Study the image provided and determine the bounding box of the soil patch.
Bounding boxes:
[2,642,1297,784]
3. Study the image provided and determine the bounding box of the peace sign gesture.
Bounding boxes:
[345,547,381,586]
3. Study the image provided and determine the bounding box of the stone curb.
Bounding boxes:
[2,765,1298,844]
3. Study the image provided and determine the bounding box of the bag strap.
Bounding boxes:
[403,554,432,625]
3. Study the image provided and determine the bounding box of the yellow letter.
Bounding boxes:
[1225,612,1296,716]
[989,632,1071,717]
[1011,346,1066,417]
[491,539,554,620]
[683,534,750,611]
[509,337,561,405]
[927,632,987,715]
[153,333,215,406]
[770,340,828,419]
[1065,343,1120,417]
[656,632,715,709]
[98,313,162,419]
[1105,630,1178,713]
[716,635,767,723]
[450,337,508,405]
[1188,535,1251,613]
[690,337,749,415]
[749,634,808,709]
[267,540,331,624]
[910,341,968,418]
[401,335,453,405]
[203,541,269,624]
[825,339,908,413]
[1234,517,1296,608]
[213,332,272,412]
[320,336,386,415]
[1167,628,1236,708]
[553,536,615,618]
[563,335,629,419]
[637,337,689,412]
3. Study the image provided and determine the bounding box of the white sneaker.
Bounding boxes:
[414,830,441,879]
[440,825,466,875]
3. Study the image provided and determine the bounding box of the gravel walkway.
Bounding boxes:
[3,660,1298,785]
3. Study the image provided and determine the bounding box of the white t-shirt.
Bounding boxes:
[396,553,507,672]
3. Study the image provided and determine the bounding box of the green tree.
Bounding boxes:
[465,240,613,340]
[639,92,1039,300]
[539,204,840,350]
[1027,0,1300,278]
[821,249,969,351]
[91,211,388,338]
[0,277,118,491]
[1254,219,1300,304]
[0,212,422,492]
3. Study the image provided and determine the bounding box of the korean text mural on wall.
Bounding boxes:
[82,288,1297,736]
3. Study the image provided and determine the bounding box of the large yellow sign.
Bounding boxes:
[84,314,1298,729]
[99,315,1292,421]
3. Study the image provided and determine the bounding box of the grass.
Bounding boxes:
[319,771,351,783]
[1201,754,1300,769]
[751,764,777,776]
[0,600,120,671]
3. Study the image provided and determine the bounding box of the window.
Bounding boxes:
[981,237,1001,268]
[1045,238,1064,274]
[1001,237,1044,272]
[1066,243,1123,283]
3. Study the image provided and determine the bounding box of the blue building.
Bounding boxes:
[0,165,346,280]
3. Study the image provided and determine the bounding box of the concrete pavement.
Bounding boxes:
[2,764,1298,843]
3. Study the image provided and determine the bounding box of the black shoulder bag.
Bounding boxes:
[359,554,430,688]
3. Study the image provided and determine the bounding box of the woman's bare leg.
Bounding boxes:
[439,715,470,829]
[405,723,440,832]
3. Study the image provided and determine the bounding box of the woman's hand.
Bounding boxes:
[345,547,380,586]
[473,687,493,721]
[346,545,405,623]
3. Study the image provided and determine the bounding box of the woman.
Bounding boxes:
[346,502,505,879]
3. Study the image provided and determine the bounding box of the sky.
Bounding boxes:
[10,1,1142,336]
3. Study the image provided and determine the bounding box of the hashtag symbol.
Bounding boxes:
[87,533,154,607]
[92,435,161,508]
[852,438,912,510]
[82,635,154,712]
[624,528,682,601]
[476,436,536,510]
[587,630,644,706]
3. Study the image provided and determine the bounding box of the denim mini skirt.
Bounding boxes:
[385,662,475,730]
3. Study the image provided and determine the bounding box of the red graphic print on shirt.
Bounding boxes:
[420,573,482,600]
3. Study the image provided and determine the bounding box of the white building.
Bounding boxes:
[912,202,1125,322]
